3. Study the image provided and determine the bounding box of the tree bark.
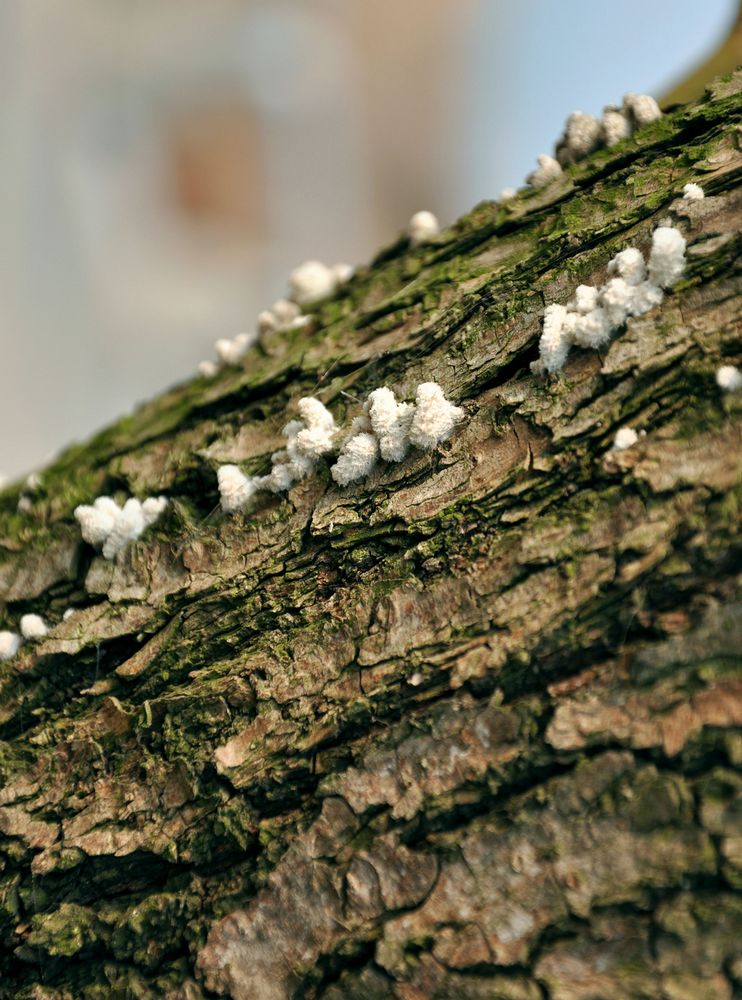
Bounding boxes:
[1,72,741,1000]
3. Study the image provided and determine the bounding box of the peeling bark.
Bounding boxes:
[1,73,741,1000]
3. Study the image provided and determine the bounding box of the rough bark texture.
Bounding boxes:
[1,74,741,1000]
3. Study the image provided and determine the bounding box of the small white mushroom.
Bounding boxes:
[198,360,218,378]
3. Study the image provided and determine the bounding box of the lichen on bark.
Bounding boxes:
[0,72,741,1000]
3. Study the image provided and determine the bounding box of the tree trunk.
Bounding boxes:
[1,72,741,1000]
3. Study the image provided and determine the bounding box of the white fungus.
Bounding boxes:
[0,631,22,660]
[500,188,516,201]
[215,333,252,367]
[623,92,662,127]
[62,608,76,621]
[295,397,338,458]
[289,261,338,307]
[408,382,464,450]
[613,427,640,450]
[218,380,463,507]
[601,105,632,147]
[331,433,380,486]
[607,247,646,286]
[716,365,742,393]
[74,494,168,559]
[408,211,440,246]
[533,224,686,374]
[545,93,662,178]
[537,304,572,373]
[20,614,49,640]
[198,360,218,378]
[217,465,257,513]
[647,226,687,288]
[527,154,563,189]
[367,387,414,462]
[332,263,354,285]
[557,112,602,165]
[683,182,705,201]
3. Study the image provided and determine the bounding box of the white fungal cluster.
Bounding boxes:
[612,427,640,451]
[0,631,22,660]
[289,262,353,307]
[716,365,742,393]
[533,224,687,374]
[217,381,462,511]
[408,211,441,246]
[556,93,662,164]
[526,154,563,190]
[0,613,51,662]
[198,264,352,378]
[683,182,705,201]
[526,92,662,191]
[74,494,168,560]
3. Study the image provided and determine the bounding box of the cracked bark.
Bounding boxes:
[0,72,741,1000]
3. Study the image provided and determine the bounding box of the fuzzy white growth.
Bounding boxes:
[217,465,257,513]
[599,277,635,326]
[75,496,120,547]
[408,383,463,450]
[289,261,337,306]
[527,154,563,189]
[295,397,338,458]
[408,210,440,246]
[623,92,662,127]
[683,182,704,201]
[608,247,646,286]
[538,304,572,372]
[20,614,48,640]
[332,263,354,285]
[198,360,218,378]
[102,498,146,560]
[75,494,167,558]
[331,433,380,486]
[570,307,611,349]
[628,281,664,315]
[716,365,742,393]
[601,105,632,147]
[535,225,685,374]
[367,387,415,462]
[142,496,169,527]
[500,188,516,201]
[573,284,600,314]
[558,112,601,164]
[613,426,639,450]
[215,333,252,367]
[648,226,687,288]
[62,608,75,621]
[0,631,21,660]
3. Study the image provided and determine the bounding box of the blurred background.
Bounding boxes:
[1,0,740,482]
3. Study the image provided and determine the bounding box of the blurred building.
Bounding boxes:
[0,0,738,480]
